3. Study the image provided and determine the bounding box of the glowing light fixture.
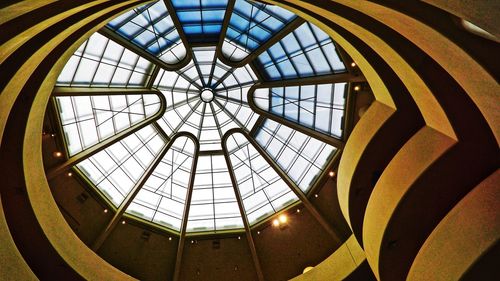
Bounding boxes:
[279,214,287,224]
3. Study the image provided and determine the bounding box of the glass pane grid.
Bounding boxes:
[187,155,244,232]
[255,120,336,193]
[254,82,347,138]
[56,33,154,87]
[222,0,296,62]
[76,125,166,206]
[256,22,346,80]
[125,136,195,231]
[55,94,161,156]
[226,133,298,225]
[172,0,228,43]
[107,1,186,64]
[55,2,349,234]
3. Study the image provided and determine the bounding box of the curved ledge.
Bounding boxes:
[337,101,395,229]
[0,196,37,281]
[363,126,456,279]
[329,0,499,143]
[0,0,155,280]
[290,235,375,281]
[407,169,500,280]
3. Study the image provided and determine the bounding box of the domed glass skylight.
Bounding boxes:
[52,0,348,234]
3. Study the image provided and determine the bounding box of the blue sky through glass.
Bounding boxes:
[172,0,228,43]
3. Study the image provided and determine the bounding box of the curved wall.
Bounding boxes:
[0,0,498,280]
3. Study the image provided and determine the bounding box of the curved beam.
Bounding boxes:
[98,26,191,71]
[246,73,367,149]
[216,6,305,68]
[261,2,498,280]
[247,87,344,148]
[221,131,265,281]
[98,26,191,72]
[172,132,200,281]
[46,88,167,180]
[90,131,197,251]
[1,0,156,279]
[222,128,342,243]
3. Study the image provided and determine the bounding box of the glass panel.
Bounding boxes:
[76,125,166,206]
[55,94,161,156]
[256,22,346,80]
[255,119,336,192]
[57,33,154,87]
[221,0,296,62]
[253,82,347,138]
[125,136,195,231]
[171,0,228,43]
[187,155,243,232]
[152,45,259,146]
[106,1,186,64]
[225,133,298,224]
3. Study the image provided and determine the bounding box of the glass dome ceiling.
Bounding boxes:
[52,0,349,235]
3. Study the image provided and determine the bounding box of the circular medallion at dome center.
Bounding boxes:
[200,89,214,103]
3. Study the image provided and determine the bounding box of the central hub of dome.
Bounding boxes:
[200,88,214,103]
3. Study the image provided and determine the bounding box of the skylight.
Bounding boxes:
[52,0,348,234]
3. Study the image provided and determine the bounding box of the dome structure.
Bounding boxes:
[1,1,498,281]
[51,0,350,235]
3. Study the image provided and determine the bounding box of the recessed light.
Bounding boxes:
[351,62,356,67]
[278,214,287,223]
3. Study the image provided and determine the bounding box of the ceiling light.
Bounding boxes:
[272,219,280,227]
[103,209,108,213]
[278,214,287,224]
[351,62,356,67]
[121,220,126,224]
[169,237,172,241]
[53,151,62,157]
[67,172,73,177]
[303,266,314,273]
[297,209,301,213]
[314,194,319,198]
[329,171,335,177]
[354,85,361,91]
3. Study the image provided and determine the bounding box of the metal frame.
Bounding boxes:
[45,3,364,280]
[222,128,342,243]
[47,87,167,180]
[91,131,199,250]
[98,0,193,71]
[221,129,265,281]
[216,0,306,68]
[172,134,200,281]
[246,73,366,149]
